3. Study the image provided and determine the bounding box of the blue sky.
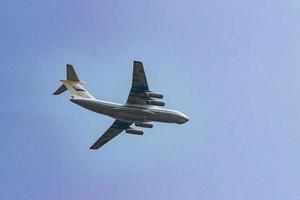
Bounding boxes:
[1,0,300,199]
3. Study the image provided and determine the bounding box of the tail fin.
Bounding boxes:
[53,64,94,99]
[66,64,80,82]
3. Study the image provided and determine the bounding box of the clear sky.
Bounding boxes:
[1,0,300,199]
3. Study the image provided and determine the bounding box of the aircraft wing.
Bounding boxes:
[126,61,150,105]
[90,120,132,150]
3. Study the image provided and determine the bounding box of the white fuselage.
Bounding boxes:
[70,98,189,124]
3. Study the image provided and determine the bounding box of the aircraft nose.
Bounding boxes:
[179,114,189,124]
[183,115,189,123]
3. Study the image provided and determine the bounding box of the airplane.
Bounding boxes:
[53,61,189,150]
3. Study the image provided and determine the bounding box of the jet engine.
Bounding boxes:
[147,100,165,106]
[126,128,144,135]
[146,92,163,99]
[135,122,153,128]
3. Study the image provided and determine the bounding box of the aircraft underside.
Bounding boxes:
[54,61,188,149]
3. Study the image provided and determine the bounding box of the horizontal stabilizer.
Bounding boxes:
[53,84,67,95]
[67,64,80,82]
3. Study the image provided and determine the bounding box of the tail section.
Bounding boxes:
[53,64,94,99]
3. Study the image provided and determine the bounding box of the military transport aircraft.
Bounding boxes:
[53,61,189,150]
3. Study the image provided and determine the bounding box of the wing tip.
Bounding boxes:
[89,145,99,150]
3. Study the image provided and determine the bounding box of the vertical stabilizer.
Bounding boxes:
[67,64,80,82]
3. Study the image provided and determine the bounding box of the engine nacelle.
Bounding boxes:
[146,92,164,99]
[135,122,153,128]
[147,100,165,106]
[126,128,144,135]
